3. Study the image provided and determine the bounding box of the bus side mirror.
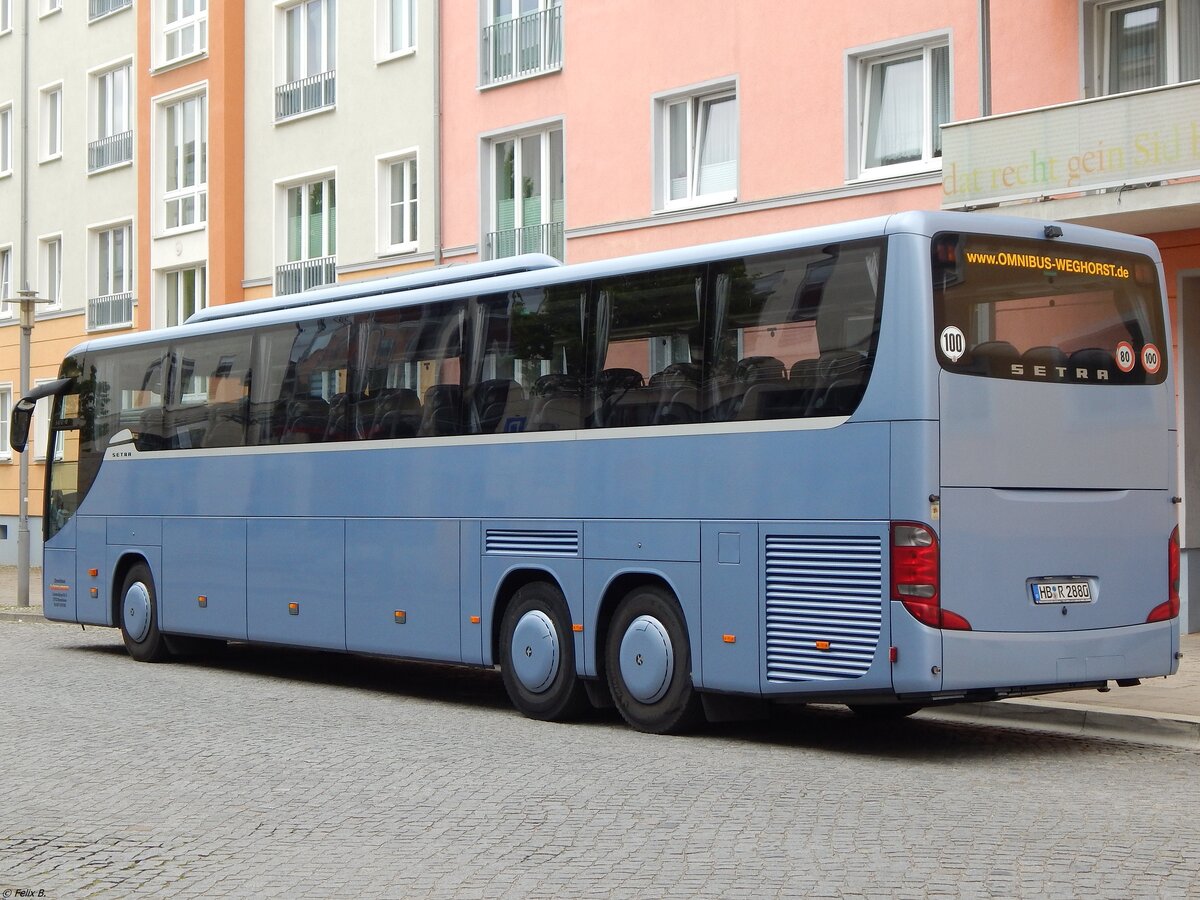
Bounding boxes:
[9,397,35,454]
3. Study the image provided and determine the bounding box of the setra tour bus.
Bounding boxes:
[9,211,1181,733]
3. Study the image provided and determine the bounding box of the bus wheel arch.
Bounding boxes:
[494,573,588,721]
[599,574,702,734]
[115,556,171,663]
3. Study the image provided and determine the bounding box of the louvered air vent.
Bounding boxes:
[485,529,579,556]
[764,535,883,683]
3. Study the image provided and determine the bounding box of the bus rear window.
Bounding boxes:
[932,232,1167,385]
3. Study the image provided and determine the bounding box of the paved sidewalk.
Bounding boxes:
[2,565,1197,746]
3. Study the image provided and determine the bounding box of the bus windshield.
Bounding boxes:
[932,232,1167,385]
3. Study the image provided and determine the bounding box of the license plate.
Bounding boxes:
[1030,580,1092,604]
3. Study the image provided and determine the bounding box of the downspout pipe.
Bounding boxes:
[979,0,992,117]
[433,0,443,266]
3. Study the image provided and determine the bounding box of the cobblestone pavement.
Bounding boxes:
[2,620,1199,899]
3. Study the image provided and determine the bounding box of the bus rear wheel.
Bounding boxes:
[499,581,588,722]
[605,585,702,734]
[119,562,171,663]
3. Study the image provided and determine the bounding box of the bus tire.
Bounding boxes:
[499,581,588,722]
[605,585,702,734]
[118,562,172,663]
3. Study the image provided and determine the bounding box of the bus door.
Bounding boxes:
[931,232,1175,639]
[10,377,82,620]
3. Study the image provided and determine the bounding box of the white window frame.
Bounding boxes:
[160,0,208,68]
[40,83,62,162]
[377,151,418,255]
[39,234,63,311]
[93,61,133,144]
[33,377,64,463]
[377,0,416,61]
[280,0,337,84]
[485,124,564,244]
[158,88,208,234]
[849,35,951,182]
[93,222,132,299]
[39,0,61,18]
[0,245,12,318]
[1096,0,1181,94]
[161,264,207,328]
[281,172,337,264]
[0,384,12,462]
[654,83,739,212]
[1,0,12,36]
[0,104,12,177]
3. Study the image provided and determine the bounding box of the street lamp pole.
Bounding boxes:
[4,289,51,607]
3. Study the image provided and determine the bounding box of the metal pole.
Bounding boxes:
[16,292,34,607]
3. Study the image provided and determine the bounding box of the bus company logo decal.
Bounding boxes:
[1009,363,1110,381]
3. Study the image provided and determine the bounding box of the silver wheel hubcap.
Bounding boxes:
[619,614,673,704]
[510,609,559,693]
[123,582,152,644]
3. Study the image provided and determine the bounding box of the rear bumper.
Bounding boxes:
[938,620,1178,694]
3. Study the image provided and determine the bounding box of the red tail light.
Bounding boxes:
[891,522,970,630]
[1147,526,1180,623]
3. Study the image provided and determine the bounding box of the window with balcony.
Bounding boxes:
[656,85,738,211]
[90,224,133,330]
[161,0,207,66]
[39,235,62,310]
[90,62,133,172]
[487,127,563,260]
[0,105,11,176]
[378,0,415,60]
[40,84,62,162]
[482,0,562,86]
[1089,0,1200,94]
[161,92,207,231]
[277,0,337,121]
[90,0,133,22]
[851,38,949,179]
[279,176,336,294]
[164,264,206,327]
[379,153,418,254]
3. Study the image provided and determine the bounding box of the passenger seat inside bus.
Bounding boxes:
[530,373,583,431]
[369,389,422,439]
[420,384,463,436]
[964,340,1019,378]
[280,396,330,443]
[1020,346,1070,381]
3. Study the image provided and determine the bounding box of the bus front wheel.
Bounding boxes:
[605,585,702,734]
[499,581,588,722]
[119,562,171,663]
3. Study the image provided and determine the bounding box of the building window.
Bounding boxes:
[1,0,11,34]
[277,0,337,120]
[482,0,562,86]
[278,176,336,294]
[487,127,564,261]
[164,265,206,327]
[162,0,207,66]
[0,105,11,176]
[657,87,738,210]
[1091,0,1200,94]
[379,154,418,253]
[90,62,133,172]
[0,386,11,462]
[852,39,950,179]
[90,224,134,330]
[40,0,61,16]
[40,235,62,309]
[41,84,62,161]
[378,0,415,59]
[162,92,207,231]
[90,0,134,23]
[0,246,11,312]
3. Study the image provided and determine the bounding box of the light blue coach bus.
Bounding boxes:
[10,211,1182,733]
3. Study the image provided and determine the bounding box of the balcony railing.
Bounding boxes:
[89,0,132,20]
[276,256,336,295]
[486,221,565,261]
[275,70,337,121]
[88,130,133,172]
[482,6,562,86]
[87,291,134,331]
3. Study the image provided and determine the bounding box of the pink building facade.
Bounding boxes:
[441,0,1200,628]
